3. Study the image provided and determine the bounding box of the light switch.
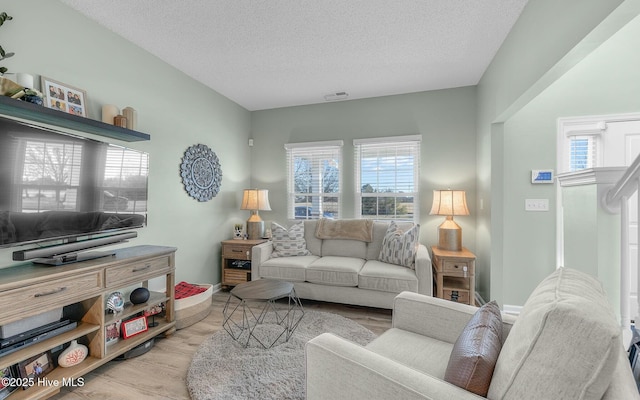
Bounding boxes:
[525,199,549,211]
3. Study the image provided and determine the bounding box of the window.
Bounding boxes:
[16,138,148,215]
[354,135,420,222]
[568,135,598,171]
[18,138,83,212]
[558,117,604,173]
[285,141,343,219]
[102,145,149,214]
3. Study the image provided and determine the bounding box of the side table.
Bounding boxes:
[431,246,476,305]
[221,239,268,288]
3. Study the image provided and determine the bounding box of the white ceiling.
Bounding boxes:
[60,0,528,111]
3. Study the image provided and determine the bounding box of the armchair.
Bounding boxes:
[306,268,639,400]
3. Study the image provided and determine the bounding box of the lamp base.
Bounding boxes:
[437,217,462,251]
[246,211,264,240]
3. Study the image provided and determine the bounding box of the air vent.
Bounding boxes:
[324,92,349,102]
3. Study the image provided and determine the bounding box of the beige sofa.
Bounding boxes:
[306,267,639,399]
[251,220,432,309]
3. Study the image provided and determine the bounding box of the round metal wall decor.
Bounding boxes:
[180,144,222,202]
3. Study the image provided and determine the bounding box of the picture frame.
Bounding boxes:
[121,315,148,339]
[40,76,88,117]
[17,350,53,387]
[105,319,122,347]
[0,366,18,399]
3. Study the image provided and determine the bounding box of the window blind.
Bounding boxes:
[567,135,598,172]
[354,136,420,222]
[285,141,342,219]
[103,146,149,213]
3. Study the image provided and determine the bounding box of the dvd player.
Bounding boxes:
[0,320,77,358]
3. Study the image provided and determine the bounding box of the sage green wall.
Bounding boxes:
[500,14,640,306]
[0,1,252,286]
[250,88,477,253]
[478,0,639,306]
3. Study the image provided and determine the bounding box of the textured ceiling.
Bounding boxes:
[60,0,528,111]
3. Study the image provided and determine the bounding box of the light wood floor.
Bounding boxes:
[50,291,392,400]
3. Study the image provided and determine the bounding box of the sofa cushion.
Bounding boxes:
[358,260,418,293]
[378,221,419,268]
[444,301,502,397]
[321,239,367,258]
[271,222,312,257]
[487,267,621,400]
[260,255,318,282]
[306,256,365,287]
[303,220,322,256]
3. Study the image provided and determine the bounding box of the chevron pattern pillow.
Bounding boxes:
[378,221,419,268]
[271,222,312,257]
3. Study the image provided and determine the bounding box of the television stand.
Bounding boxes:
[0,245,177,400]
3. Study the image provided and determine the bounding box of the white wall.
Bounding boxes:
[0,1,252,285]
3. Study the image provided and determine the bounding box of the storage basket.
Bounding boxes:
[174,283,213,330]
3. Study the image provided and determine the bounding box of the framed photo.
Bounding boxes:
[105,319,122,346]
[121,315,148,339]
[17,350,53,387]
[40,76,88,117]
[0,366,18,399]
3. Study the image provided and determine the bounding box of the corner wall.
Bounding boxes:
[250,87,477,254]
[478,0,637,306]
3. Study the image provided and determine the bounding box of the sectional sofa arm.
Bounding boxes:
[306,333,485,400]
[250,241,273,281]
[414,244,432,296]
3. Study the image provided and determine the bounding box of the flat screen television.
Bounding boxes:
[0,116,148,264]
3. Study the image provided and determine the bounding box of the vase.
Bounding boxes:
[58,339,88,368]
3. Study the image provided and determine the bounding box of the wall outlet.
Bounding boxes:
[525,198,549,211]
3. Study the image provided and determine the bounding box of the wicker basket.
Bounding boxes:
[175,284,213,330]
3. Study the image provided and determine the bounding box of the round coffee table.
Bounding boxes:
[222,279,304,348]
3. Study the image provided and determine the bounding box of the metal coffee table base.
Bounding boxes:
[222,281,304,349]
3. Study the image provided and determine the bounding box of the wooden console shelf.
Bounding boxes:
[0,245,176,400]
[0,95,150,142]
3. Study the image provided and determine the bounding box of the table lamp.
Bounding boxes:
[429,189,469,251]
[240,189,271,240]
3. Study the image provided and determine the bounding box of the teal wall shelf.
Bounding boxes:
[0,96,150,142]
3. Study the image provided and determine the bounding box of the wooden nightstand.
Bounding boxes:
[221,239,268,288]
[431,246,476,305]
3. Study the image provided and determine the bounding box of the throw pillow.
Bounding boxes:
[271,222,312,258]
[377,221,419,268]
[444,301,503,397]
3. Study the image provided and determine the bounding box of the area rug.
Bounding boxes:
[187,310,377,400]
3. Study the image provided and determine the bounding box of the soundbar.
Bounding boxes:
[12,231,137,265]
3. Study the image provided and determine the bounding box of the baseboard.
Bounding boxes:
[503,304,523,316]
[212,283,222,293]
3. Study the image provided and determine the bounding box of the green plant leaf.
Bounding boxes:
[0,46,5,58]
[0,67,7,74]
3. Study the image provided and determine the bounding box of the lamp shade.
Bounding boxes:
[240,189,271,211]
[429,190,469,216]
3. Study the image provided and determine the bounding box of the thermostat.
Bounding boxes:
[531,169,554,184]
